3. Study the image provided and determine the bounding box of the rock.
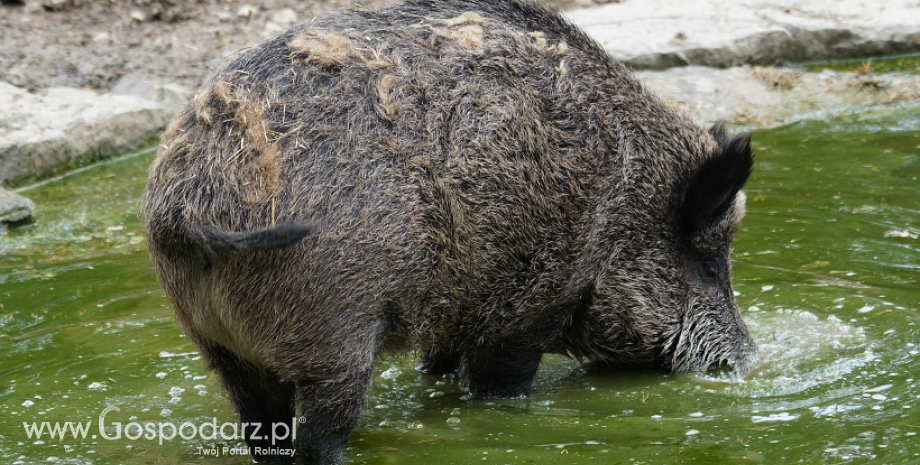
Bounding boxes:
[566,0,920,69]
[40,0,80,11]
[0,81,173,185]
[130,9,148,23]
[270,8,299,27]
[92,31,110,44]
[111,72,194,116]
[6,65,33,88]
[265,8,299,34]
[636,66,920,128]
[237,4,257,19]
[0,187,34,229]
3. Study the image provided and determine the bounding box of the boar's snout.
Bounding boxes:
[711,342,757,374]
[664,334,757,375]
[697,338,757,375]
[661,300,757,375]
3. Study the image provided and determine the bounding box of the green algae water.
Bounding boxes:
[803,53,920,75]
[2,107,919,464]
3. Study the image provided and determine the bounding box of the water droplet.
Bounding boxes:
[752,412,799,423]
[864,384,893,393]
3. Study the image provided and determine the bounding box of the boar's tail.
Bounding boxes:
[190,221,313,253]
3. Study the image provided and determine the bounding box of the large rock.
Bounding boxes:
[637,66,920,128]
[0,81,175,185]
[0,187,34,229]
[566,0,920,69]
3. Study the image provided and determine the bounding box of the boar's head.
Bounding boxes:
[564,124,756,375]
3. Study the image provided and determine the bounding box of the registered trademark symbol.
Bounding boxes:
[298,416,307,424]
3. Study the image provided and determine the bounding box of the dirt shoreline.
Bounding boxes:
[0,0,394,91]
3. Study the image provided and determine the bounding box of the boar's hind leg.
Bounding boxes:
[201,343,295,463]
[467,347,542,399]
[294,338,379,465]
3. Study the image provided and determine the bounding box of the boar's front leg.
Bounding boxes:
[466,346,543,399]
[416,346,462,375]
[199,342,296,463]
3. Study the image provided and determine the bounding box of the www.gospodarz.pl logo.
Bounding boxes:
[23,406,303,456]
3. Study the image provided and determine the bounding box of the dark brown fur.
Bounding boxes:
[142,0,755,463]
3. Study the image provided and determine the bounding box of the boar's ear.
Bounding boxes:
[680,125,754,236]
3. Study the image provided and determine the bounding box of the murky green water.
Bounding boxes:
[803,53,920,75]
[2,107,919,464]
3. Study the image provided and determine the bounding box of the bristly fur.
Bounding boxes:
[142,0,756,463]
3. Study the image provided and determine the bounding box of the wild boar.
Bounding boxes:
[142,0,756,462]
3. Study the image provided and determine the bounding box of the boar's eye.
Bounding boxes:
[697,257,727,284]
[703,261,719,280]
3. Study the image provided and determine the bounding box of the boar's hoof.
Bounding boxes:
[295,430,349,465]
[416,349,461,375]
[467,350,542,398]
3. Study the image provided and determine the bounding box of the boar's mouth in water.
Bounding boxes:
[660,290,758,374]
[142,0,757,462]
